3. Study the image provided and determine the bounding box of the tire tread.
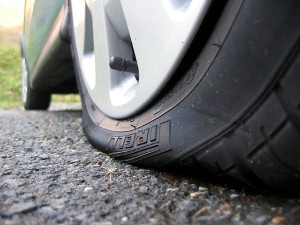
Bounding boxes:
[183,51,300,191]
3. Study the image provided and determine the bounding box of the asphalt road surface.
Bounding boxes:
[0,109,300,225]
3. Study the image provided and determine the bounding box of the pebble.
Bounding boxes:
[149,217,159,224]
[198,187,208,192]
[97,222,113,225]
[139,186,149,194]
[20,193,36,200]
[83,187,93,192]
[38,206,58,219]
[230,194,240,199]
[121,216,128,222]
[4,179,19,188]
[39,154,49,160]
[4,202,38,216]
[190,191,207,199]
[271,216,286,224]
[166,188,179,192]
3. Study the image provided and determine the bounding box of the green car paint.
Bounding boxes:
[24,0,65,72]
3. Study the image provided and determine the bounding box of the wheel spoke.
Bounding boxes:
[120,0,211,88]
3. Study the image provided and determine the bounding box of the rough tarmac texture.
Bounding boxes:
[0,110,300,225]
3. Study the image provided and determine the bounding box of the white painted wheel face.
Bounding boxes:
[22,58,28,104]
[71,0,211,119]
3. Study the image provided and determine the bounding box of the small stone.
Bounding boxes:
[232,212,241,222]
[4,202,38,216]
[219,204,235,216]
[192,206,210,220]
[21,193,36,200]
[51,198,67,210]
[100,206,111,217]
[18,180,27,186]
[24,147,33,152]
[149,217,159,224]
[40,154,49,160]
[70,159,80,164]
[60,177,68,184]
[2,170,12,175]
[198,187,208,192]
[256,215,271,224]
[195,216,214,222]
[4,179,19,188]
[56,216,68,224]
[166,188,179,193]
[190,183,198,189]
[190,191,207,199]
[3,165,10,170]
[75,213,88,221]
[65,188,72,194]
[121,217,128,222]
[230,194,240,199]
[38,206,58,219]
[84,187,93,192]
[139,186,149,194]
[271,216,286,224]
[97,222,112,225]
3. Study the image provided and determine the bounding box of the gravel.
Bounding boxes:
[0,109,300,225]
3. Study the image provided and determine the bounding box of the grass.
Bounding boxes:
[0,47,22,108]
[52,94,81,105]
[0,46,80,109]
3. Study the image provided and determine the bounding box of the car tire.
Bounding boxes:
[71,0,300,191]
[22,56,51,110]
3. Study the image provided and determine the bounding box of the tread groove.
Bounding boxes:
[247,120,288,161]
[275,86,300,132]
[247,142,264,162]
[215,162,235,175]
[259,122,300,176]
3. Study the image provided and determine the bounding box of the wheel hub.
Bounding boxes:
[71,0,211,118]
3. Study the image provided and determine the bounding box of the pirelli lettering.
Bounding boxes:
[107,121,171,159]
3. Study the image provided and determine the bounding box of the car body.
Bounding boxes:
[22,0,77,95]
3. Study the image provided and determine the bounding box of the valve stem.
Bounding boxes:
[109,57,139,79]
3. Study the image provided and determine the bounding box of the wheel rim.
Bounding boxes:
[22,58,28,104]
[71,0,212,118]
